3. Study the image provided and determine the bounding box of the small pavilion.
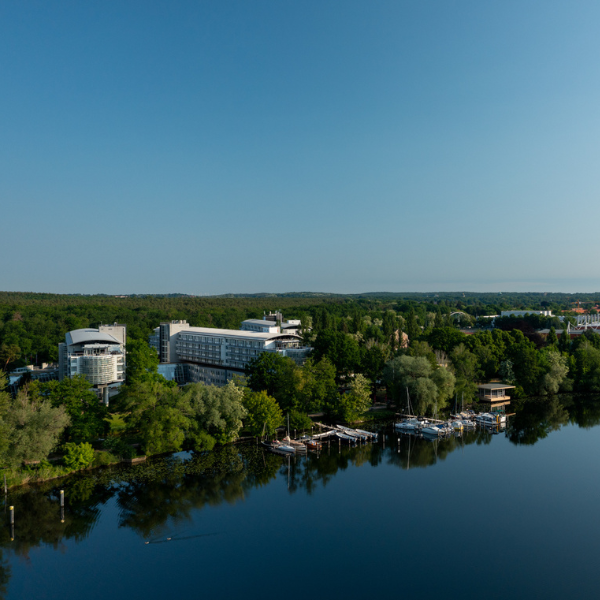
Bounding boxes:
[476,383,515,413]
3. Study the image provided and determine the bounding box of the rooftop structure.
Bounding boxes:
[240,312,303,335]
[240,319,280,333]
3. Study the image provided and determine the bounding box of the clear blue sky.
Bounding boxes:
[2,1,600,294]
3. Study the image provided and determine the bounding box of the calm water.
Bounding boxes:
[2,395,600,600]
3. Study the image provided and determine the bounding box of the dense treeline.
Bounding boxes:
[1,290,597,367]
[4,290,600,482]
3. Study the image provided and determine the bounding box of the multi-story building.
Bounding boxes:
[149,327,160,354]
[8,363,59,396]
[157,320,311,386]
[58,324,126,404]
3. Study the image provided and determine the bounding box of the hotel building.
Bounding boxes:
[58,324,126,404]
[157,319,310,386]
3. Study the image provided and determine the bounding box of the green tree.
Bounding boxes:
[0,374,12,463]
[293,357,338,414]
[426,327,467,354]
[450,343,479,402]
[558,328,571,353]
[122,380,191,455]
[245,353,292,397]
[32,375,107,441]
[405,308,420,342]
[243,389,284,437]
[337,374,372,422]
[382,310,398,349]
[473,345,497,381]
[182,381,246,446]
[312,330,360,378]
[383,355,454,415]
[63,442,95,470]
[539,350,569,395]
[360,340,389,394]
[0,343,21,370]
[499,359,516,384]
[126,338,171,385]
[546,326,558,347]
[2,388,70,467]
[573,341,600,392]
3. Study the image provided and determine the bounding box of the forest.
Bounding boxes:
[0,289,597,366]
[3,290,600,487]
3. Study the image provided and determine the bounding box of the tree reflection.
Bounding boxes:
[2,395,600,598]
[502,393,600,445]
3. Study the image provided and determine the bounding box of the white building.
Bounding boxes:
[157,320,311,386]
[501,310,554,318]
[240,312,303,336]
[240,319,280,333]
[58,324,126,404]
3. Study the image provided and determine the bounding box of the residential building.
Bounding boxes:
[156,319,311,386]
[58,324,126,404]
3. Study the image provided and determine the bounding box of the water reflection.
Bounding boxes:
[2,393,600,598]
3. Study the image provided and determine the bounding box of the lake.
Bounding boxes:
[2,394,600,600]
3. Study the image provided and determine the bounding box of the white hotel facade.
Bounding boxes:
[58,324,127,404]
[156,320,311,386]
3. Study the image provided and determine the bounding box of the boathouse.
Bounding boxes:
[477,383,515,413]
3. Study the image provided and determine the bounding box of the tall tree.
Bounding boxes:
[32,375,107,441]
[245,353,292,397]
[2,387,70,467]
[182,381,246,445]
[337,374,372,422]
[126,338,165,385]
[546,326,558,348]
[122,380,191,455]
[243,390,283,437]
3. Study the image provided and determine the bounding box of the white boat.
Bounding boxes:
[353,427,378,441]
[336,425,369,441]
[262,441,296,453]
[394,418,422,432]
[335,431,357,443]
[475,412,507,425]
[421,424,444,436]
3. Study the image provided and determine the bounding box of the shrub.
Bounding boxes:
[93,450,118,467]
[103,437,136,459]
[63,442,95,471]
[289,410,313,431]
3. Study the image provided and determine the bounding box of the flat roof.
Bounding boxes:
[241,319,278,327]
[178,326,300,341]
[477,383,516,390]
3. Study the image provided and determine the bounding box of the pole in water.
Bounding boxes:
[9,506,14,524]
[61,506,65,523]
[60,490,64,507]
